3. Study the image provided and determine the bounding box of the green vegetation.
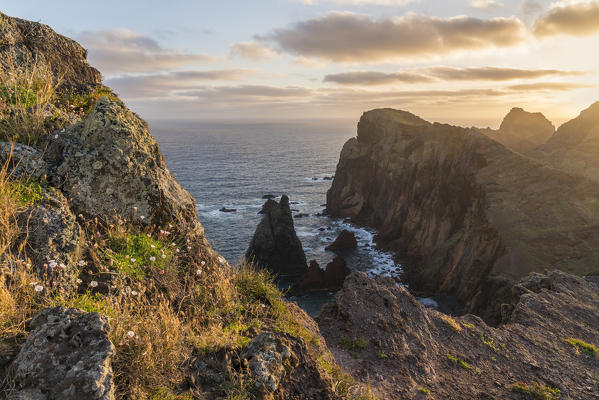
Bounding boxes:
[510,382,561,399]
[376,350,388,359]
[481,335,499,353]
[418,387,430,395]
[463,322,475,330]
[63,85,120,116]
[10,179,43,207]
[0,85,38,109]
[446,354,472,370]
[341,336,369,352]
[441,314,462,332]
[150,388,193,400]
[317,357,378,400]
[54,292,116,319]
[565,338,597,355]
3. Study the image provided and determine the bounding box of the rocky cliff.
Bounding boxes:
[327,108,599,323]
[537,101,599,181]
[481,107,555,154]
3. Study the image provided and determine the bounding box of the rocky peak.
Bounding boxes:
[357,108,431,144]
[484,107,555,153]
[0,12,102,92]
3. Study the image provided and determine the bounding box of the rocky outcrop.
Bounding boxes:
[44,97,198,231]
[246,195,307,275]
[327,108,599,323]
[318,271,599,399]
[0,12,102,92]
[9,307,115,400]
[481,107,555,154]
[0,143,48,180]
[325,229,357,252]
[537,101,599,181]
[289,257,351,296]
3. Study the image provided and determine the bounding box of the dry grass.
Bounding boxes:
[441,314,462,332]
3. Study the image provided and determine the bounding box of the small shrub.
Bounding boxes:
[341,336,369,352]
[565,338,597,355]
[446,354,472,370]
[481,335,499,353]
[62,85,120,116]
[10,179,43,207]
[510,382,561,399]
[418,387,430,395]
[376,351,388,359]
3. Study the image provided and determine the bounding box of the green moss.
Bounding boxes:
[65,86,120,115]
[463,323,475,330]
[10,179,43,207]
[341,336,369,352]
[53,291,116,319]
[565,338,597,355]
[446,354,472,370]
[510,382,561,399]
[418,387,430,395]
[150,388,192,400]
[104,233,174,279]
[481,335,500,353]
[376,351,388,359]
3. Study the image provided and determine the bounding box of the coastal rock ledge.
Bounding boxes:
[327,108,599,323]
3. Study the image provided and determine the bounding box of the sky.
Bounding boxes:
[3,0,599,126]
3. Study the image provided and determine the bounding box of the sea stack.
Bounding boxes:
[246,195,308,275]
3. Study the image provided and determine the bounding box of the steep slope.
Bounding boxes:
[327,108,599,323]
[537,101,599,181]
[481,107,555,154]
[318,271,599,399]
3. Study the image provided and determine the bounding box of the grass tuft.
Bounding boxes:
[565,338,597,355]
[510,382,561,399]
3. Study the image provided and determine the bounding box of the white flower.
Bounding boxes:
[160,230,165,234]
[149,257,156,262]
[34,285,43,292]
[127,331,135,338]
[61,128,65,133]
[187,246,192,251]
[218,256,225,264]
[89,280,98,288]
[260,304,266,308]
[165,231,170,235]
[78,260,86,267]
[146,233,151,238]
[54,134,58,139]
[48,260,57,269]
[161,254,166,259]
[76,279,82,284]
[58,263,66,269]
[150,244,155,248]
[30,282,38,286]
[200,261,206,266]
[195,269,202,275]
[130,258,136,263]
[133,206,138,212]
[176,249,180,253]
[139,216,145,220]
[131,290,138,296]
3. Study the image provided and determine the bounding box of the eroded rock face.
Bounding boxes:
[246,195,307,275]
[290,257,350,296]
[0,143,48,180]
[9,307,115,400]
[0,12,101,92]
[318,271,599,399]
[537,101,599,181]
[327,108,599,323]
[46,97,198,231]
[482,107,555,154]
[325,229,357,252]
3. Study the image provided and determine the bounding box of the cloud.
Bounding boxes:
[177,85,314,102]
[230,42,278,61]
[470,0,503,9]
[507,82,596,91]
[260,12,527,62]
[105,70,254,98]
[302,0,416,4]
[534,1,599,37]
[324,71,434,85]
[426,66,585,81]
[77,29,219,75]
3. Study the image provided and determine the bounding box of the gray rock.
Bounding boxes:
[246,195,307,275]
[18,188,82,289]
[241,333,292,394]
[0,142,48,180]
[9,307,114,400]
[48,97,197,230]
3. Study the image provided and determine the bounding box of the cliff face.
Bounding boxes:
[537,101,599,181]
[327,108,599,323]
[482,107,555,154]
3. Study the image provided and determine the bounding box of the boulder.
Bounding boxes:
[9,307,114,400]
[327,107,599,323]
[46,97,198,231]
[262,194,276,199]
[482,107,555,153]
[0,12,101,92]
[0,142,48,180]
[290,257,350,296]
[246,195,307,275]
[17,188,82,290]
[325,229,357,251]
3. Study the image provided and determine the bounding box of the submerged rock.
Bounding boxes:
[219,207,237,213]
[9,307,114,400]
[327,107,599,323]
[325,229,357,251]
[246,195,307,275]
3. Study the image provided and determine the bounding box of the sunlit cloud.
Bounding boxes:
[534,1,599,37]
[260,12,527,62]
[302,0,416,5]
[426,66,586,81]
[230,42,278,61]
[77,29,219,75]
[470,0,504,9]
[105,70,255,98]
[324,71,434,85]
[506,82,596,91]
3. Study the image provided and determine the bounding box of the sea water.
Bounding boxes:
[150,120,403,316]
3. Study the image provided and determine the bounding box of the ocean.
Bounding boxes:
[150,120,404,316]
